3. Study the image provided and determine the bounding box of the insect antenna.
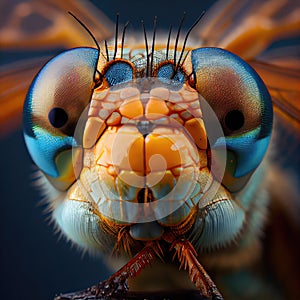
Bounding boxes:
[68,12,101,78]
[121,21,130,59]
[105,40,109,61]
[150,16,157,77]
[68,11,100,53]
[166,24,172,60]
[173,12,186,67]
[142,20,150,77]
[174,11,206,75]
[113,13,120,60]
[180,50,190,69]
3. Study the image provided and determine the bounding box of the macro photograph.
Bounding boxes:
[0,0,299,299]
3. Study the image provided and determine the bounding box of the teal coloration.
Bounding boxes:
[191,47,273,183]
[213,128,271,178]
[104,61,133,86]
[157,202,191,225]
[225,134,271,178]
[24,128,75,178]
[189,199,245,251]
[130,222,164,241]
[151,179,174,199]
[115,176,140,201]
[23,47,99,178]
[157,63,185,85]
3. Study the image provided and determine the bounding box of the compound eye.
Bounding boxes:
[155,62,186,86]
[191,48,272,139]
[191,47,273,190]
[103,60,134,86]
[23,47,99,187]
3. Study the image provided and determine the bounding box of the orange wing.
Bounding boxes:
[195,0,300,128]
[1,0,300,136]
[0,0,113,136]
[0,0,113,50]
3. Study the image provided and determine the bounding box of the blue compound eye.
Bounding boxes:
[191,47,273,192]
[103,60,134,86]
[155,62,186,86]
[23,47,99,190]
[157,63,185,82]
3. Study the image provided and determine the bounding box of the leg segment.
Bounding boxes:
[54,244,157,300]
[164,233,224,300]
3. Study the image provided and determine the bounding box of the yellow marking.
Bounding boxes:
[146,98,169,117]
[145,134,182,172]
[48,148,82,191]
[108,165,117,176]
[171,166,184,177]
[128,136,145,172]
[198,150,208,169]
[83,117,106,149]
[148,170,174,194]
[106,112,121,125]
[184,118,207,149]
[119,98,143,119]
[117,170,145,191]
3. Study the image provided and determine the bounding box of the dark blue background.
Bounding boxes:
[0,1,215,299]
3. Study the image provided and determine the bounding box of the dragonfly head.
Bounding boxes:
[23,46,273,246]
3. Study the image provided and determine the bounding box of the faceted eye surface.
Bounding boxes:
[156,62,185,84]
[191,47,273,191]
[23,47,99,187]
[103,60,134,86]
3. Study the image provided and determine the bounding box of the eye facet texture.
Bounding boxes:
[191,47,273,191]
[23,47,99,188]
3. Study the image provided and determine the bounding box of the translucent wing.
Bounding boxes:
[249,56,300,131]
[0,57,52,136]
[0,0,113,50]
[195,0,300,123]
[0,0,113,136]
[195,1,300,171]
[196,0,300,60]
[195,1,300,297]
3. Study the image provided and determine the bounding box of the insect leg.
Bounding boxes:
[56,243,158,299]
[164,233,223,300]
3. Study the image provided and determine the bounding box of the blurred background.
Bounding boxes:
[1,0,299,299]
[0,1,216,299]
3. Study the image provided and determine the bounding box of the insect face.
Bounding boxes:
[23,43,273,258]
